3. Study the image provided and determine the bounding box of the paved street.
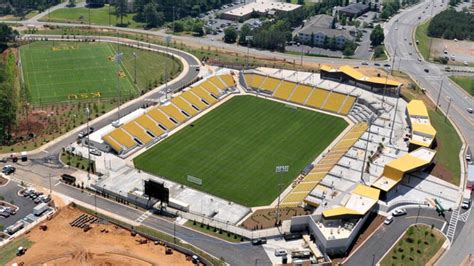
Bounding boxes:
[345,207,450,265]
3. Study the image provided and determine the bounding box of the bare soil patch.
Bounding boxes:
[7,205,196,266]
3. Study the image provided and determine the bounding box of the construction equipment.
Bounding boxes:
[16,247,27,256]
[165,247,173,255]
[39,224,48,231]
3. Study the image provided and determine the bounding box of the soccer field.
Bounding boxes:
[134,96,348,207]
[20,41,136,104]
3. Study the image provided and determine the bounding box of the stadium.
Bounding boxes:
[76,53,455,261]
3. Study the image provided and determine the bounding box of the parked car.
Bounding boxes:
[2,165,15,175]
[90,149,102,156]
[392,208,407,216]
[274,249,287,257]
[251,238,267,245]
[361,62,369,65]
[467,108,473,114]
[384,216,394,225]
[424,68,429,73]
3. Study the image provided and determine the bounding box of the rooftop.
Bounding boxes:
[224,1,301,17]
[337,3,369,15]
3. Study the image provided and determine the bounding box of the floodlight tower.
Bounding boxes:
[275,165,289,228]
[115,52,124,125]
[360,115,375,184]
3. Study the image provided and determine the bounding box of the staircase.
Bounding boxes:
[446,208,460,241]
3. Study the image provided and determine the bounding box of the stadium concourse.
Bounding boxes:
[68,65,461,263]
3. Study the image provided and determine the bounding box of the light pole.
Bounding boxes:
[165,35,172,93]
[86,105,91,180]
[133,52,138,84]
[88,4,91,28]
[435,79,444,111]
[245,36,253,69]
[48,173,52,195]
[275,165,289,228]
[445,96,452,122]
[360,115,375,184]
[115,52,124,124]
[299,43,304,66]
[389,85,401,145]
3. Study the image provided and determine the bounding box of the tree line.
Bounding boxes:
[0,24,19,144]
[0,0,60,16]
[427,9,474,40]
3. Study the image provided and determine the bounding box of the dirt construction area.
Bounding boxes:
[432,38,474,65]
[7,206,196,266]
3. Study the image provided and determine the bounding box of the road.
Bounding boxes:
[384,0,474,146]
[345,207,449,265]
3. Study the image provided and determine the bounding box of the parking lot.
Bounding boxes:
[0,179,38,228]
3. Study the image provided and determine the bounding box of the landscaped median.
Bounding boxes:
[415,20,431,60]
[449,76,474,96]
[380,224,446,266]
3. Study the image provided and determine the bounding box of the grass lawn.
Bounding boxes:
[415,20,431,60]
[40,4,144,28]
[134,96,347,207]
[117,45,182,92]
[184,221,244,243]
[20,41,137,104]
[0,237,34,265]
[449,76,474,96]
[381,225,445,266]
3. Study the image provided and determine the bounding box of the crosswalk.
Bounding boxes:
[11,177,34,188]
[446,208,459,241]
[459,208,471,223]
[135,211,152,223]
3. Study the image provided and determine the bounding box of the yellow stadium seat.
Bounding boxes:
[134,115,166,137]
[147,107,178,128]
[292,182,318,193]
[171,96,198,115]
[244,74,265,89]
[322,92,346,113]
[220,74,235,87]
[122,121,153,144]
[339,96,356,115]
[181,90,208,109]
[274,81,297,100]
[191,86,217,104]
[289,85,312,105]
[306,88,329,108]
[209,76,226,90]
[259,77,281,92]
[201,81,221,96]
[159,105,188,123]
[107,128,136,149]
[103,135,123,153]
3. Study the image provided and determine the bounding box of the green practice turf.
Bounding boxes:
[134,96,347,207]
[20,41,136,104]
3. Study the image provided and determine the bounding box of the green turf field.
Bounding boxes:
[134,96,347,207]
[20,41,137,104]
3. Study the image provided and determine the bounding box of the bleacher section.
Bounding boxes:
[102,74,236,154]
[244,73,356,115]
[280,123,368,207]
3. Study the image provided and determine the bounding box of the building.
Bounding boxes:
[221,1,301,21]
[336,3,369,18]
[296,15,354,48]
[291,184,380,256]
[405,100,437,150]
[320,65,402,93]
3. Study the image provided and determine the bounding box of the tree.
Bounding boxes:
[224,27,237,43]
[297,0,305,4]
[328,36,337,50]
[370,24,385,46]
[115,0,128,26]
[143,2,163,28]
[192,21,204,36]
[68,0,76,7]
[86,0,105,8]
[0,23,18,43]
[238,24,251,45]
[173,21,184,32]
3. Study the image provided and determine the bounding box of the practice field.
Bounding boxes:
[134,96,347,207]
[20,41,137,104]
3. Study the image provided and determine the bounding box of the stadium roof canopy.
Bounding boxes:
[320,64,402,87]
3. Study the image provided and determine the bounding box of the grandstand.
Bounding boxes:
[101,74,236,154]
[320,64,402,92]
[243,73,356,115]
[281,122,368,207]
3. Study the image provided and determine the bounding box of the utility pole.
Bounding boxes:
[109,4,111,26]
[275,165,289,228]
[445,96,452,122]
[390,47,397,75]
[300,43,304,66]
[88,4,91,28]
[48,173,52,195]
[165,36,172,93]
[435,79,444,111]
[360,115,375,184]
